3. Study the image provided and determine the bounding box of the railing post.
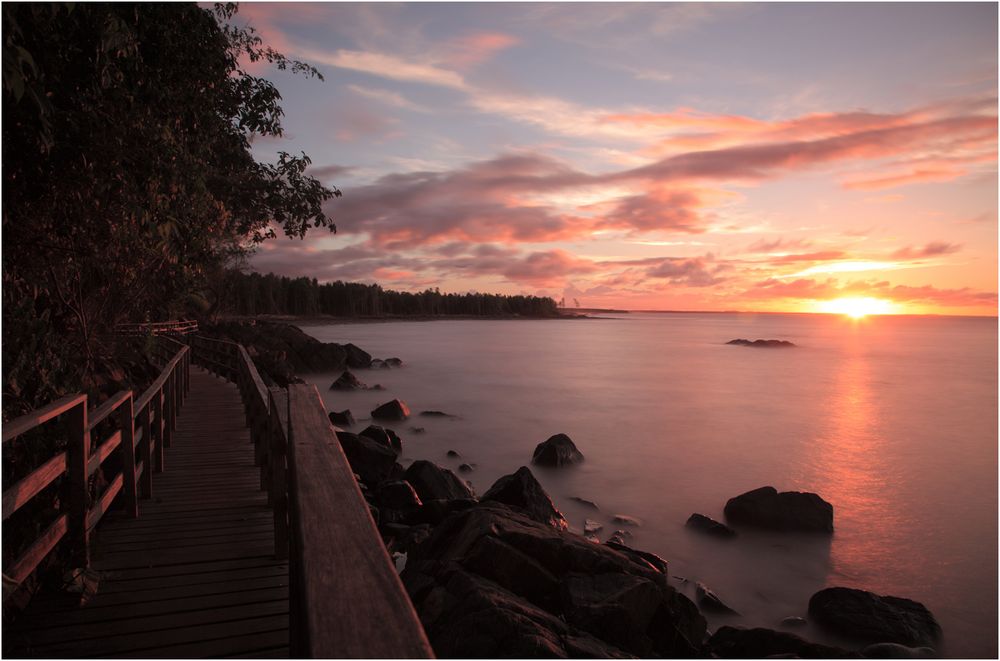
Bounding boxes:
[165,372,176,442]
[66,399,90,568]
[174,362,183,416]
[154,389,165,472]
[270,389,289,560]
[139,403,153,498]
[119,395,139,518]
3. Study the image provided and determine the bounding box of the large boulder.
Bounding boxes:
[371,399,411,421]
[808,587,942,648]
[531,433,584,467]
[402,502,706,658]
[359,425,402,454]
[707,626,858,658]
[336,431,400,486]
[377,480,423,510]
[344,343,372,368]
[328,409,355,427]
[403,460,475,502]
[481,466,568,531]
[686,513,736,538]
[330,370,367,391]
[724,486,834,532]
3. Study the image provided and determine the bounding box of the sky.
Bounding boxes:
[235,2,998,315]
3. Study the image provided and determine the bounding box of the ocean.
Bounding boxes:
[301,312,998,657]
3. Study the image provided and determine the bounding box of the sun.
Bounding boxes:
[815,297,896,319]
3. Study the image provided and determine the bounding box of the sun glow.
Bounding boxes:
[815,297,897,318]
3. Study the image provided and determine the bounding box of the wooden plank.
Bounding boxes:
[5,514,68,585]
[2,393,87,443]
[86,473,123,531]
[66,401,90,567]
[106,626,288,659]
[3,452,66,520]
[88,390,131,430]
[86,430,122,478]
[96,556,286,585]
[285,384,433,658]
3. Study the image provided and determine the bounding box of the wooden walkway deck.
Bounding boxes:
[5,368,289,658]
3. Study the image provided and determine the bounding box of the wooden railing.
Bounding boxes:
[114,319,199,336]
[187,335,433,658]
[2,338,191,595]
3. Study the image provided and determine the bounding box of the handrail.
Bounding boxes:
[2,340,191,594]
[187,335,434,658]
[114,319,199,336]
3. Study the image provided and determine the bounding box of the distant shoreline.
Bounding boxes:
[221,312,611,326]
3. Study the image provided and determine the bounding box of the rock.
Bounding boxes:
[445,450,460,458]
[415,498,478,526]
[421,410,456,418]
[727,338,796,348]
[384,357,403,367]
[402,502,706,658]
[344,343,372,368]
[377,480,423,510]
[403,460,476,502]
[410,426,426,434]
[458,463,475,473]
[531,433,584,467]
[808,587,942,648]
[336,431,400,486]
[570,496,600,510]
[584,519,603,535]
[708,626,858,658]
[862,642,937,658]
[724,486,834,533]
[328,409,355,427]
[329,370,367,391]
[780,616,808,628]
[613,514,642,527]
[359,425,402,454]
[605,541,669,576]
[482,466,568,531]
[369,358,385,369]
[371,384,385,391]
[696,582,739,615]
[607,529,632,545]
[371,399,411,421]
[584,533,601,543]
[686,513,736,538]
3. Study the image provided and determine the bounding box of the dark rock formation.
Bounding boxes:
[371,399,411,421]
[384,357,403,367]
[808,587,942,647]
[708,626,858,658]
[612,514,642,527]
[359,425,402,454]
[370,359,385,369]
[604,541,669,576]
[336,431,400,486]
[696,582,739,615]
[724,486,834,532]
[531,433,584,467]
[481,466,567,531]
[445,450,460,458]
[402,502,706,658]
[862,642,937,658]
[410,426,426,434]
[686,513,736,538]
[421,410,456,418]
[330,370,367,391]
[780,616,808,628]
[570,496,600,510]
[727,338,796,348]
[404,460,475,502]
[377,480,423,510]
[458,463,475,473]
[584,519,603,535]
[328,409,355,427]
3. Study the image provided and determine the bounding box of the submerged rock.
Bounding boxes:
[384,357,403,367]
[402,502,706,658]
[708,626,858,658]
[613,514,642,527]
[482,466,567,531]
[808,587,942,648]
[328,409,355,427]
[371,399,411,421]
[862,642,937,658]
[445,450,460,458]
[421,410,457,418]
[726,338,796,348]
[696,582,739,615]
[531,433,584,467]
[570,496,600,510]
[724,486,834,532]
[404,460,475,502]
[686,513,736,538]
[359,425,402,454]
[780,616,808,628]
[329,370,367,391]
[584,519,603,535]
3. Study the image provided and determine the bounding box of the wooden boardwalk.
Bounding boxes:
[6,368,289,658]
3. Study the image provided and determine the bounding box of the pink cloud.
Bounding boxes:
[440,32,520,69]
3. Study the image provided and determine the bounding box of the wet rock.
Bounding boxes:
[329,370,367,391]
[724,486,834,533]
[404,460,476,502]
[458,463,475,473]
[377,480,423,510]
[862,642,937,658]
[482,466,568,531]
[384,357,403,367]
[613,514,642,527]
[421,410,456,418]
[415,498,478,526]
[607,529,633,545]
[570,496,600,510]
[605,541,669,577]
[328,409,355,427]
[410,426,426,434]
[708,626,858,658]
[336,431,400,486]
[808,587,942,648]
[696,582,739,615]
[726,338,796,348]
[532,433,584,467]
[402,502,706,658]
[780,616,808,628]
[371,399,411,421]
[359,425,402,454]
[584,519,603,535]
[369,358,385,369]
[445,450,460,458]
[686,513,736,538]
[370,384,385,391]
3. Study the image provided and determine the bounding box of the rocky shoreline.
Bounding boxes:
[219,321,945,658]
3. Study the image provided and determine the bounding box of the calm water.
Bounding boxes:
[301,313,998,657]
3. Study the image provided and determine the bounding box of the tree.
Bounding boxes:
[2,3,337,413]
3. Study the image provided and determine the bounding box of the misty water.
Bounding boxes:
[300,313,998,657]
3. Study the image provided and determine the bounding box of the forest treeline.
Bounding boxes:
[222,271,560,317]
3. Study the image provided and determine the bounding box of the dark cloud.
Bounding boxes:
[891,241,962,259]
